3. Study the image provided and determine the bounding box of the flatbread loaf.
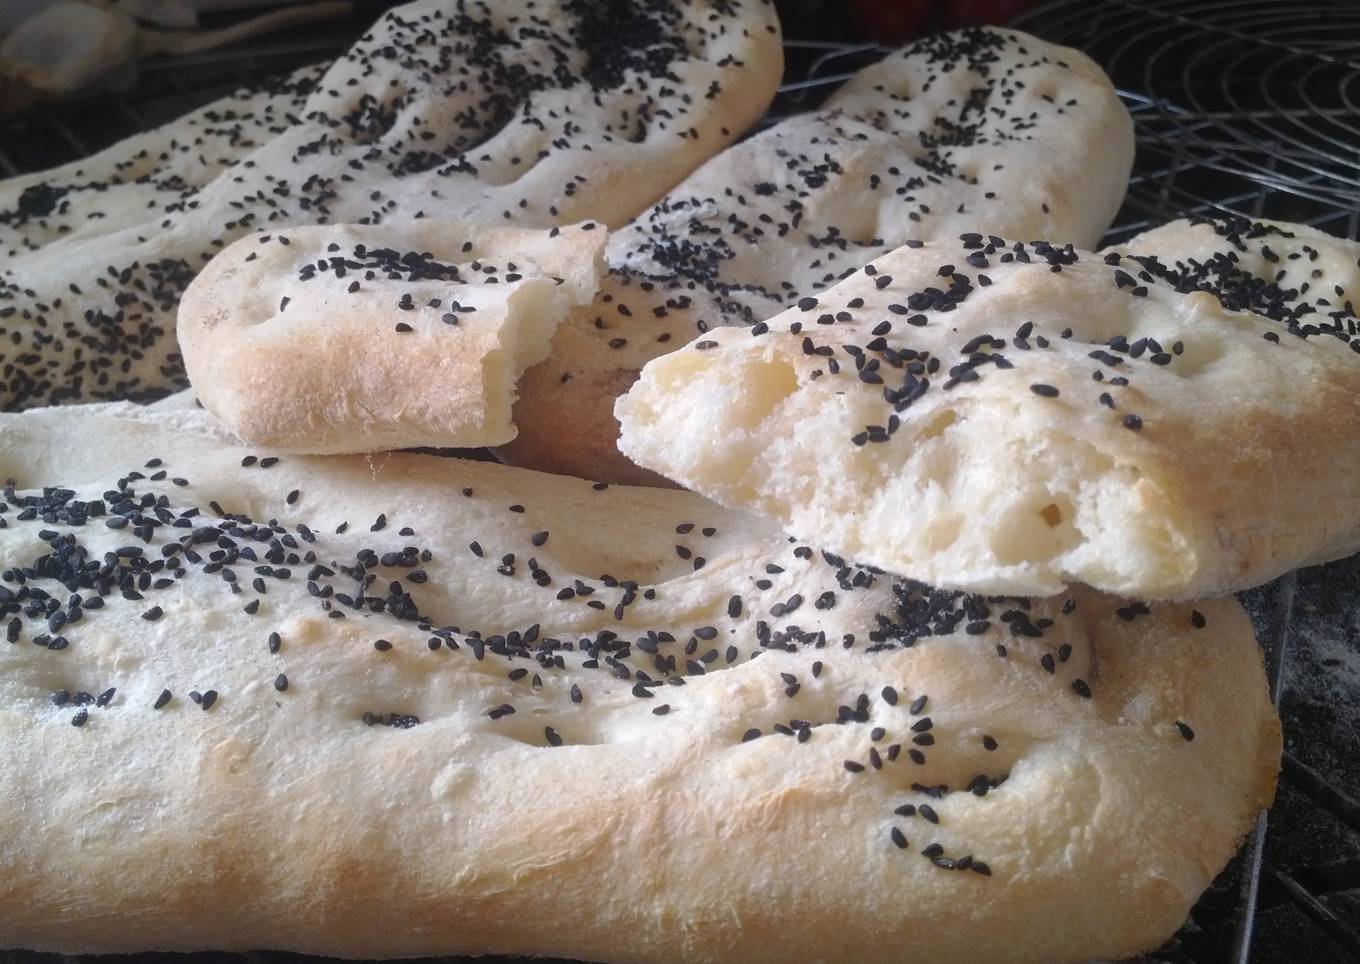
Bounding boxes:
[504,26,1134,482]
[0,0,782,410]
[616,233,1360,599]
[0,400,1278,963]
[179,220,606,453]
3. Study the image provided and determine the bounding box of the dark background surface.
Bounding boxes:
[1,1,1358,961]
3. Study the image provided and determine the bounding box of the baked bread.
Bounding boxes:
[615,233,1360,599]
[0,399,1278,963]
[503,26,1135,483]
[0,62,326,255]
[0,0,782,410]
[1108,214,1359,324]
[178,219,606,453]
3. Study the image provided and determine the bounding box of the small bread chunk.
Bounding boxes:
[0,400,1277,963]
[179,220,605,453]
[617,232,1360,599]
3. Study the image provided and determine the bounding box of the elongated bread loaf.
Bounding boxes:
[0,400,1278,963]
[504,27,1134,482]
[0,0,782,410]
[616,232,1360,599]
[179,220,606,452]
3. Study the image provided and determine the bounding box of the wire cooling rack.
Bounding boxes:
[1013,7,1360,963]
[2,2,1358,962]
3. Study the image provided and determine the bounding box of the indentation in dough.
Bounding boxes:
[1162,331,1227,377]
[502,718,609,748]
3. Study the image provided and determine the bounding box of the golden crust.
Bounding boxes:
[0,401,1277,963]
[179,220,606,453]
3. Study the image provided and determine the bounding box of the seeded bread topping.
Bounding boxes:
[0,0,782,411]
[0,400,1278,962]
[1110,214,1359,339]
[616,229,1360,599]
[506,26,1134,482]
[178,219,607,452]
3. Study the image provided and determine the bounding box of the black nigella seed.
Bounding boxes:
[890,827,909,850]
[154,689,172,709]
[274,674,288,692]
[1176,720,1195,741]
[1030,383,1059,398]
[1071,679,1092,699]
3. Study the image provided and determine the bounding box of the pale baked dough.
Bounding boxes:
[178,220,606,453]
[0,0,782,410]
[616,233,1360,599]
[0,63,326,254]
[0,400,1278,963]
[504,26,1134,483]
[1108,214,1359,325]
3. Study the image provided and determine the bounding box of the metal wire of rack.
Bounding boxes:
[1,2,1358,962]
[1013,5,1360,962]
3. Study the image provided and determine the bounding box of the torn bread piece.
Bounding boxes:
[0,400,1277,963]
[617,234,1360,599]
[178,220,605,453]
[504,26,1134,483]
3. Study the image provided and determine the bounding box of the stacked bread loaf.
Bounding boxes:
[10,3,1351,962]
